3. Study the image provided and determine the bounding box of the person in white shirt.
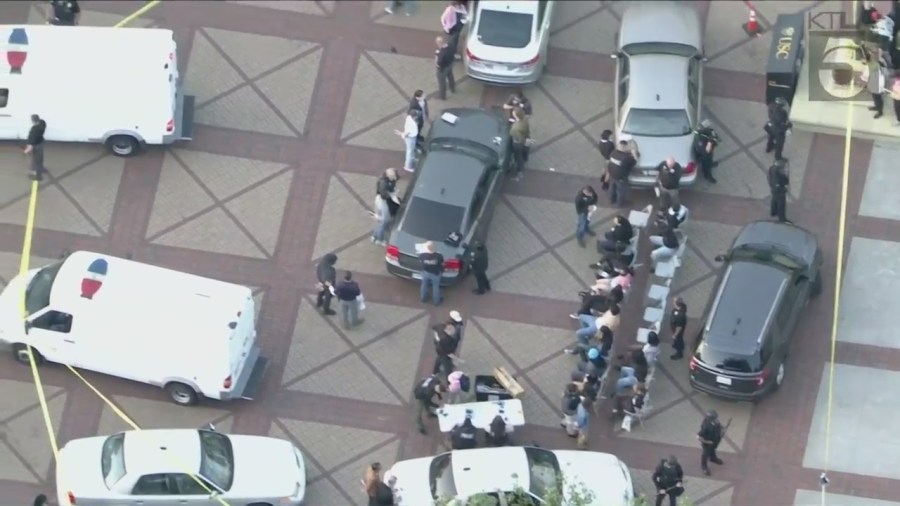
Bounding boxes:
[371,193,391,245]
[396,109,420,172]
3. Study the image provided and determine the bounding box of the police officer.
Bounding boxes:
[450,416,478,449]
[469,241,490,294]
[651,456,684,506]
[47,0,80,26]
[768,159,790,223]
[698,410,725,475]
[669,297,687,360]
[693,119,720,183]
[607,140,637,207]
[414,374,445,434]
[24,114,47,182]
[765,97,792,160]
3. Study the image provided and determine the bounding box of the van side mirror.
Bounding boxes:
[714,254,726,262]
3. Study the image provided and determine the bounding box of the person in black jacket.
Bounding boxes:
[649,225,679,268]
[432,323,460,378]
[33,495,48,506]
[376,168,400,217]
[600,215,634,253]
[485,414,510,447]
[575,185,598,247]
[414,374,445,434]
[768,159,790,223]
[698,410,725,475]
[694,119,720,183]
[468,241,490,294]
[334,271,363,329]
[408,89,429,149]
[315,253,338,315]
[765,97,792,160]
[597,129,614,161]
[451,417,478,449]
[655,157,682,208]
[47,0,80,25]
[652,456,685,506]
[606,140,637,207]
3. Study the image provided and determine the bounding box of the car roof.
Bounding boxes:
[732,220,819,265]
[450,447,530,497]
[123,430,202,475]
[705,262,789,354]
[414,150,486,206]
[477,0,538,15]
[619,1,702,52]
[627,55,689,110]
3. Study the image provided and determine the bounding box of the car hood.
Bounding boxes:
[56,436,110,499]
[385,457,435,506]
[230,436,304,498]
[553,451,634,506]
[389,229,465,262]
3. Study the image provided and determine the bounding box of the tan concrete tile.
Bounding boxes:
[524,85,577,149]
[429,74,485,114]
[0,152,33,207]
[373,0,446,29]
[5,392,66,480]
[344,109,407,152]
[529,129,604,178]
[745,133,812,199]
[631,468,731,505]
[493,252,584,302]
[518,376,569,429]
[44,144,108,176]
[0,254,58,291]
[506,195,577,246]
[334,238,392,277]
[525,353,579,414]
[226,171,292,256]
[184,31,245,105]
[367,51,440,105]
[176,149,288,200]
[550,8,618,55]
[342,302,425,347]
[0,185,100,236]
[204,28,318,80]
[703,486,734,506]
[705,97,769,147]
[705,2,770,76]
[457,324,514,381]
[27,5,154,27]
[229,0,328,16]
[0,381,61,422]
[268,421,325,476]
[341,56,409,140]
[146,153,215,237]
[197,86,295,136]
[618,399,713,450]
[551,1,605,34]
[310,176,376,261]
[340,172,406,205]
[289,353,402,405]
[692,396,753,451]
[360,314,428,400]
[56,156,125,233]
[657,352,694,395]
[679,220,741,267]
[476,317,572,371]
[304,479,348,505]
[281,301,351,384]
[153,207,266,258]
[542,76,614,125]
[671,248,713,293]
[675,275,716,320]
[256,48,323,135]
[554,237,607,286]
[484,201,545,275]
[96,395,232,436]
[0,442,40,483]
[694,152,770,199]
[644,367,692,412]
[583,114,615,147]
[279,419,395,473]
[331,439,401,501]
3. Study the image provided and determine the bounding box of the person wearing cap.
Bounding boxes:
[698,409,725,475]
[765,96,792,161]
[693,119,720,183]
[447,310,465,343]
[652,456,685,506]
[577,346,608,377]
[606,139,637,206]
[767,159,790,223]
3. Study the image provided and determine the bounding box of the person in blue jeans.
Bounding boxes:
[418,241,444,305]
[573,314,601,348]
[614,366,638,396]
[574,185,598,247]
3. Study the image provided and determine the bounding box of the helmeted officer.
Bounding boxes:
[47,0,81,26]
[697,410,725,475]
[767,159,790,223]
[693,119,720,183]
[765,97,792,160]
[468,241,490,294]
[652,455,684,506]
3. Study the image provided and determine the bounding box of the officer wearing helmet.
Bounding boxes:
[767,159,790,223]
[651,455,684,506]
[697,410,725,475]
[765,96,792,160]
[693,119,720,184]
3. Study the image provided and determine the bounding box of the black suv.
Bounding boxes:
[689,221,822,401]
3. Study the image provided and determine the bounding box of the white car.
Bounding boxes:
[56,427,306,506]
[464,0,556,85]
[383,446,635,506]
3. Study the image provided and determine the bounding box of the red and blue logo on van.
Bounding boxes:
[5,28,28,74]
[81,258,108,300]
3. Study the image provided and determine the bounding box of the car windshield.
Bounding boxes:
[428,137,499,165]
[25,261,63,315]
[429,453,457,500]
[101,433,127,488]
[477,10,534,49]
[525,447,562,500]
[198,430,235,491]
[731,247,803,271]
[402,197,466,241]
[696,342,761,372]
[623,108,692,137]
[622,42,698,57]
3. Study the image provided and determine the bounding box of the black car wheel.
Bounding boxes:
[810,272,822,298]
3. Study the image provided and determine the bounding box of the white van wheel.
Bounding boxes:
[12,343,44,365]
[165,382,198,406]
[106,135,139,157]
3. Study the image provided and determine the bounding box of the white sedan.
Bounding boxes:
[383,446,635,506]
[55,427,306,506]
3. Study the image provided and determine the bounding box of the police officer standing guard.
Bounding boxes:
[693,119,720,184]
[768,159,790,223]
[651,456,684,506]
[698,410,725,476]
[765,97,792,161]
[47,0,81,26]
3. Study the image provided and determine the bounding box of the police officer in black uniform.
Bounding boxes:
[414,374,445,434]
[450,416,478,449]
[669,297,687,360]
[768,159,790,223]
[651,456,684,506]
[765,97,792,160]
[47,0,80,26]
[468,241,490,294]
[693,119,721,183]
[698,410,725,475]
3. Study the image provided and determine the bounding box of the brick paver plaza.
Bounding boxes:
[1,1,899,505]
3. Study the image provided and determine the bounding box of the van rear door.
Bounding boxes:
[0,85,22,140]
[223,294,266,401]
[166,39,195,142]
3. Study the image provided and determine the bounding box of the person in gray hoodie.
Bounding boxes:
[315,253,338,316]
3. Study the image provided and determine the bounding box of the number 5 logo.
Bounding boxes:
[816,37,872,100]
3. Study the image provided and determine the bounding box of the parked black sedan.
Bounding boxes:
[385,108,511,284]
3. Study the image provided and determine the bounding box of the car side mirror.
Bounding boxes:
[24,321,32,334]
[206,423,216,431]
[714,254,726,262]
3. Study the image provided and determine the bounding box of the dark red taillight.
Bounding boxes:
[521,54,540,67]
[684,161,697,175]
[385,245,400,263]
[166,119,175,133]
[223,375,233,389]
[756,368,770,387]
[444,258,462,273]
[66,492,76,505]
[689,357,698,372]
[466,48,481,62]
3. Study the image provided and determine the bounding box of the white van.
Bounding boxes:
[0,25,194,156]
[0,251,266,406]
